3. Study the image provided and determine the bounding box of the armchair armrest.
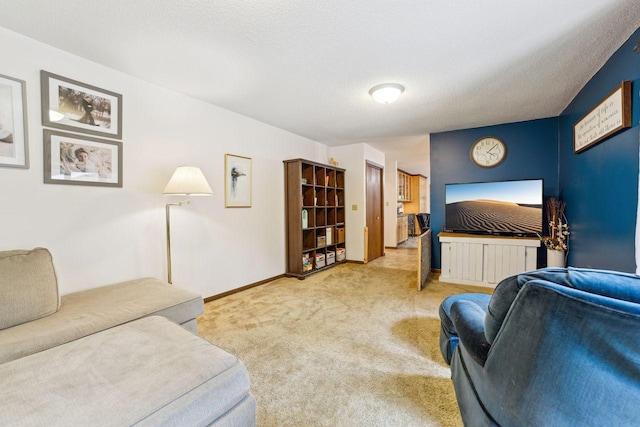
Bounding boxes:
[451,300,491,366]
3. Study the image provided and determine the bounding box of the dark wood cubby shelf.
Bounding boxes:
[284,159,346,279]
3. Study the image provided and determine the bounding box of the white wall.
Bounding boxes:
[0,27,328,298]
[384,160,398,247]
[329,143,385,262]
[424,135,432,213]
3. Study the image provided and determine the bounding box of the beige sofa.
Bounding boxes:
[0,248,256,426]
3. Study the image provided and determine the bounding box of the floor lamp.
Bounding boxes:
[163,166,213,284]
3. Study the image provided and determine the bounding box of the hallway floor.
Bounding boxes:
[369,242,418,271]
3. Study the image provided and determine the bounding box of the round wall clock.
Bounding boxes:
[470,136,507,168]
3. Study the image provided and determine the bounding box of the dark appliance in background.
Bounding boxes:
[416,213,430,233]
[407,214,416,236]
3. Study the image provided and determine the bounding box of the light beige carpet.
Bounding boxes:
[197,258,488,426]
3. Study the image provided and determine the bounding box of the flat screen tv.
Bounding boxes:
[445,179,543,237]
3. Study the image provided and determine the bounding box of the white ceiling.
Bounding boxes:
[1,1,639,176]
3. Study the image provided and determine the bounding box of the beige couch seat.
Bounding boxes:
[0,277,203,364]
[0,247,256,426]
[0,316,255,426]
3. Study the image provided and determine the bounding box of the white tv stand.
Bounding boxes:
[438,232,540,288]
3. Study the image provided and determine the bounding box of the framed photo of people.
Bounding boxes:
[40,71,123,139]
[0,73,29,168]
[43,129,123,187]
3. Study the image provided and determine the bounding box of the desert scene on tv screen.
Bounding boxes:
[445,181,542,235]
[446,200,541,234]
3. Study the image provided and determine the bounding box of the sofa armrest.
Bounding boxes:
[451,300,491,366]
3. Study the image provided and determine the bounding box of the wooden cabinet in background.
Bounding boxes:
[404,175,428,214]
[397,170,411,201]
[438,233,540,287]
[397,215,408,244]
[284,159,347,278]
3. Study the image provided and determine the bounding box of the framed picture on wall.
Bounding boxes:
[40,70,123,139]
[573,80,632,153]
[0,73,29,168]
[43,129,123,187]
[225,153,252,207]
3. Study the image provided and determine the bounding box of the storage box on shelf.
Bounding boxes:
[284,159,347,278]
[302,253,313,272]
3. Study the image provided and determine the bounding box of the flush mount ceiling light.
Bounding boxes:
[369,83,405,104]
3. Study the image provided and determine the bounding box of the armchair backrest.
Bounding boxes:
[0,248,60,330]
[485,267,640,344]
[482,276,640,425]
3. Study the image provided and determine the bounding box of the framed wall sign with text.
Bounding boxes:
[574,81,631,154]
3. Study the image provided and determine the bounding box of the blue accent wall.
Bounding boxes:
[429,27,640,273]
[558,27,640,272]
[430,118,559,269]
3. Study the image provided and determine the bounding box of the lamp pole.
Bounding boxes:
[165,200,190,284]
[163,166,213,284]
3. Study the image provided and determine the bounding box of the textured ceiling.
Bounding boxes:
[1,1,639,176]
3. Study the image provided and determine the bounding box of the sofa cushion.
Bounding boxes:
[0,316,255,426]
[0,248,60,330]
[0,277,204,364]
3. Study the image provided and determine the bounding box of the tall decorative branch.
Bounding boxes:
[540,198,570,251]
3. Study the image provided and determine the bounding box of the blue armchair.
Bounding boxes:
[439,267,640,426]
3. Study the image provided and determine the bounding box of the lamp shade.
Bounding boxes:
[163,166,213,195]
[369,83,405,104]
